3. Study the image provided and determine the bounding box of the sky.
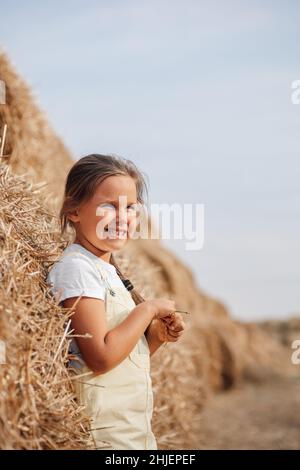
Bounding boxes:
[1,0,300,321]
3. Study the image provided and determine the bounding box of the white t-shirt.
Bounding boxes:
[46,242,125,368]
[47,242,124,305]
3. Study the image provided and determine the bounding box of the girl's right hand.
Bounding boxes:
[145,298,176,320]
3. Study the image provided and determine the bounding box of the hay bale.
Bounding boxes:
[0,50,73,203]
[0,163,94,449]
[258,317,300,347]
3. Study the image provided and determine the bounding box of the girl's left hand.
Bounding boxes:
[157,312,186,343]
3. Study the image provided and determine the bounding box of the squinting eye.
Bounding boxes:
[127,204,138,212]
[98,203,115,210]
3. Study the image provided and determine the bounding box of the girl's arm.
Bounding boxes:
[63,296,174,374]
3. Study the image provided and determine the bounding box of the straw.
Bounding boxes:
[0,123,7,157]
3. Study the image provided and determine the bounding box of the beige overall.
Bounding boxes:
[62,250,157,450]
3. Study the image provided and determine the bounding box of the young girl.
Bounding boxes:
[46,154,185,450]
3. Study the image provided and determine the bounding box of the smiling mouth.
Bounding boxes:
[104,227,127,238]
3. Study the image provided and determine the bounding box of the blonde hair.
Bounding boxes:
[60,153,148,305]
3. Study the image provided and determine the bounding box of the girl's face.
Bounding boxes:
[68,175,138,254]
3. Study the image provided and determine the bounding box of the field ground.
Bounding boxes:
[195,375,300,449]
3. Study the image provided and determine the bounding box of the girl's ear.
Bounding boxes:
[67,209,80,223]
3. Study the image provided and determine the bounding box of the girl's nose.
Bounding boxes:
[117,207,128,225]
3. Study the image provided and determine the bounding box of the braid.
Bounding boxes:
[110,254,166,344]
[110,253,145,305]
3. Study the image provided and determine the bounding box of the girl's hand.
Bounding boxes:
[145,298,176,321]
[157,312,186,343]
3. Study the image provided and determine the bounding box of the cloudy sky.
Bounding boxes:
[1,0,300,321]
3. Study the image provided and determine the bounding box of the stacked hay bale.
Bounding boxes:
[259,317,300,348]
[0,52,293,450]
[0,49,73,204]
[0,164,93,449]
